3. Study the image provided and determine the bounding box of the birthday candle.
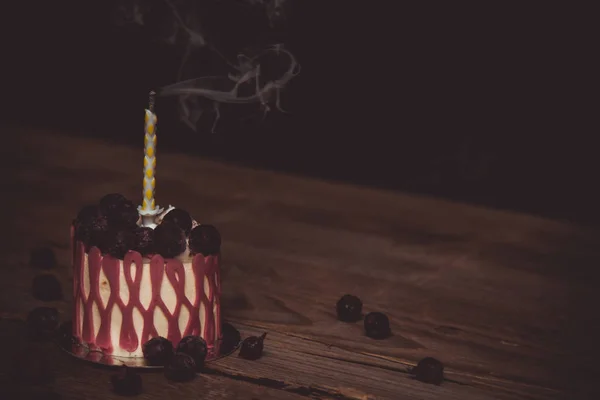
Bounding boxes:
[142,92,157,212]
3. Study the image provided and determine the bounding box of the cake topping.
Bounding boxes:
[239,333,267,360]
[133,226,155,257]
[29,247,57,270]
[26,307,60,339]
[99,193,128,214]
[364,312,391,339]
[107,199,140,230]
[164,353,196,382]
[154,222,187,258]
[32,274,63,302]
[412,357,444,385]
[161,208,193,236]
[73,205,110,248]
[189,225,221,256]
[111,366,143,396]
[99,193,139,229]
[142,337,174,366]
[176,336,208,370]
[105,229,136,259]
[336,294,363,322]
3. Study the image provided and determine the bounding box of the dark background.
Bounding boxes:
[3,1,595,225]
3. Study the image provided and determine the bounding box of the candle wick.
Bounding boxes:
[148,90,156,112]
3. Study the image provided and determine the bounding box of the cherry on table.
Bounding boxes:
[176,336,207,370]
[164,352,196,382]
[239,333,267,360]
[364,312,391,339]
[111,365,143,396]
[336,294,363,322]
[142,337,174,366]
[413,357,444,385]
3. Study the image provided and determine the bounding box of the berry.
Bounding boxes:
[176,336,207,370]
[142,337,174,366]
[162,208,193,236]
[220,322,241,355]
[188,225,221,256]
[239,333,266,360]
[32,274,63,302]
[56,321,79,348]
[29,247,57,270]
[73,205,100,245]
[336,294,362,322]
[26,307,59,339]
[413,357,444,385]
[133,227,155,256]
[153,222,186,258]
[111,365,143,396]
[99,193,128,213]
[105,229,135,259]
[164,353,196,382]
[364,312,391,339]
[99,193,138,229]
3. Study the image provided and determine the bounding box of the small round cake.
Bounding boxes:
[71,195,222,359]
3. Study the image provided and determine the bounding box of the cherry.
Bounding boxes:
[239,333,267,360]
[176,336,207,370]
[336,294,362,322]
[364,312,391,339]
[413,357,444,385]
[142,337,174,366]
[164,353,196,382]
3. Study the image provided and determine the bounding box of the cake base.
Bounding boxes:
[58,321,241,369]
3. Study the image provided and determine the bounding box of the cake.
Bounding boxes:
[71,194,222,359]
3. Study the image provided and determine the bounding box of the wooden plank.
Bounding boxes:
[3,126,600,399]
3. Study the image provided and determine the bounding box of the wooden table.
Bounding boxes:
[2,126,599,399]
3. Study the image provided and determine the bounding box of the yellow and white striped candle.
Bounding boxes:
[141,108,158,212]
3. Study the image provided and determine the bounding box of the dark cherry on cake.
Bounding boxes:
[105,229,136,259]
[133,226,155,256]
[176,335,208,370]
[164,353,197,382]
[73,204,110,249]
[189,225,221,256]
[100,193,139,229]
[364,312,391,339]
[336,294,363,322]
[142,337,174,366]
[154,222,187,258]
[29,247,57,270]
[26,307,60,339]
[412,357,444,385]
[111,365,143,396]
[32,274,63,301]
[239,333,266,360]
[162,208,193,236]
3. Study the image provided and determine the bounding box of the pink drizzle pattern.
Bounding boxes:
[72,230,221,358]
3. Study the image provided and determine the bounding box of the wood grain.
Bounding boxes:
[2,125,600,399]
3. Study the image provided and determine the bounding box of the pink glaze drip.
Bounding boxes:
[72,229,221,357]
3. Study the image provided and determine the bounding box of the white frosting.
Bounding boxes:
[78,253,216,358]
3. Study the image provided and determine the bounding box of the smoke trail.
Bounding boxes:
[111,0,298,132]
